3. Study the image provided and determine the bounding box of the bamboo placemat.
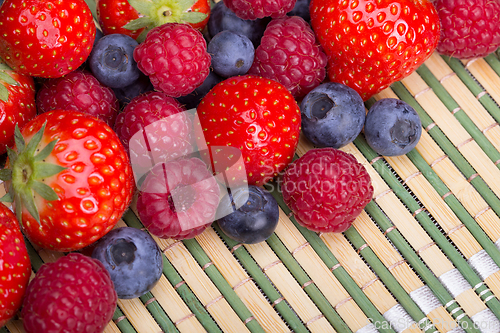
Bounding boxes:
[3,3,500,332]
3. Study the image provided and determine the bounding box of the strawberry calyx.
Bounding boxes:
[125,0,207,41]
[0,123,65,225]
[0,62,19,102]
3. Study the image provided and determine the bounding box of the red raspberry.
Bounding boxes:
[133,23,211,97]
[36,70,120,127]
[249,16,327,98]
[137,157,221,240]
[281,148,373,233]
[113,91,194,182]
[434,0,500,59]
[21,253,117,333]
[223,0,296,20]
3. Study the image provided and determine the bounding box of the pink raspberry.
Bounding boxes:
[113,91,194,182]
[249,16,327,98]
[281,148,373,233]
[435,0,500,59]
[137,157,221,240]
[133,23,211,97]
[223,0,296,20]
[21,253,117,333]
[36,70,120,127]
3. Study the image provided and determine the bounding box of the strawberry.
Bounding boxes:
[96,0,145,40]
[0,110,135,252]
[310,0,440,100]
[123,0,211,41]
[0,203,31,328]
[0,0,96,78]
[196,75,301,185]
[0,61,37,155]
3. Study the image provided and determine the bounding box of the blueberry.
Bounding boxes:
[300,82,365,149]
[364,98,422,156]
[113,72,154,109]
[176,70,223,109]
[217,186,279,244]
[89,34,141,89]
[208,31,255,78]
[208,1,270,47]
[92,227,163,299]
[287,0,311,22]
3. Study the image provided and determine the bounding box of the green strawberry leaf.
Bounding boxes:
[34,163,66,179]
[0,71,18,86]
[0,168,12,181]
[13,125,26,155]
[34,139,58,162]
[25,122,47,156]
[20,189,39,224]
[0,85,9,103]
[123,16,154,30]
[127,0,154,15]
[0,192,13,203]
[31,181,59,201]
[181,11,207,23]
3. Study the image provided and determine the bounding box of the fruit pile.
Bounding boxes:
[0,0,498,331]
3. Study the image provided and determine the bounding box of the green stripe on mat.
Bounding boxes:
[123,210,223,333]
[182,238,266,332]
[140,292,178,333]
[483,54,500,82]
[211,224,310,333]
[355,135,500,323]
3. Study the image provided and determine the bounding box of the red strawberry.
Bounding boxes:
[281,148,373,233]
[0,203,31,327]
[434,0,500,59]
[96,0,145,40]
[0,61,37,155]
[196,75,301,185]
[249,16,328,98]
[36,70,120,128]
[123,0,211,40]
[133,23,211,97]
[310,0,440,100]
[0,0,96,78]
[0,110,135,252]
[21,253,117,333]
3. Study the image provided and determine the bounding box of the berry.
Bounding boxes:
[21,253,117,333]
[287,0,311,22]
[113,91,193,182]
[249,16,327,98]
[217,185,279,244]
[133,23,211,97]
[137,157,221,240]
[223,0,297,20]
[281,148,373,233]
[92,227,163,299]
[36,70,120,127]
[434,0,500,59]
[0,0,96,78]
[208,1,270,47]
[197,75,301,185]
[364,98,422,156]
[300,82,365,148]
[96,0,145,40]
[0,61,36,155]
[112,72,154,109]
[176,70,223,110]
[310,0,440,100]
[208,31,255,78]
[89,33,141,89]
[0,203,31,327]
[1,110,135,252]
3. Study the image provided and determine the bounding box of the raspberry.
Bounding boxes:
[21,253,117,333]
[281,148,373,233]
[249,16,327,98]
[223,0,297,20]
[113,91,194,182]
[36,70,120,127]
[133,23,211,97]
[137,157,221,240]
[434,0,500,59]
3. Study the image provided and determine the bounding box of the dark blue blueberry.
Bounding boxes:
[287,0,311,22]
[208,1,270,47]
[176,70,223,110]
[364,98,422,156]
[92,227,163,299]
[208,31,254,78]
[113,72,154,109]
[89,33,141,89]
[300,82,365,149]
[217,186,279,244]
